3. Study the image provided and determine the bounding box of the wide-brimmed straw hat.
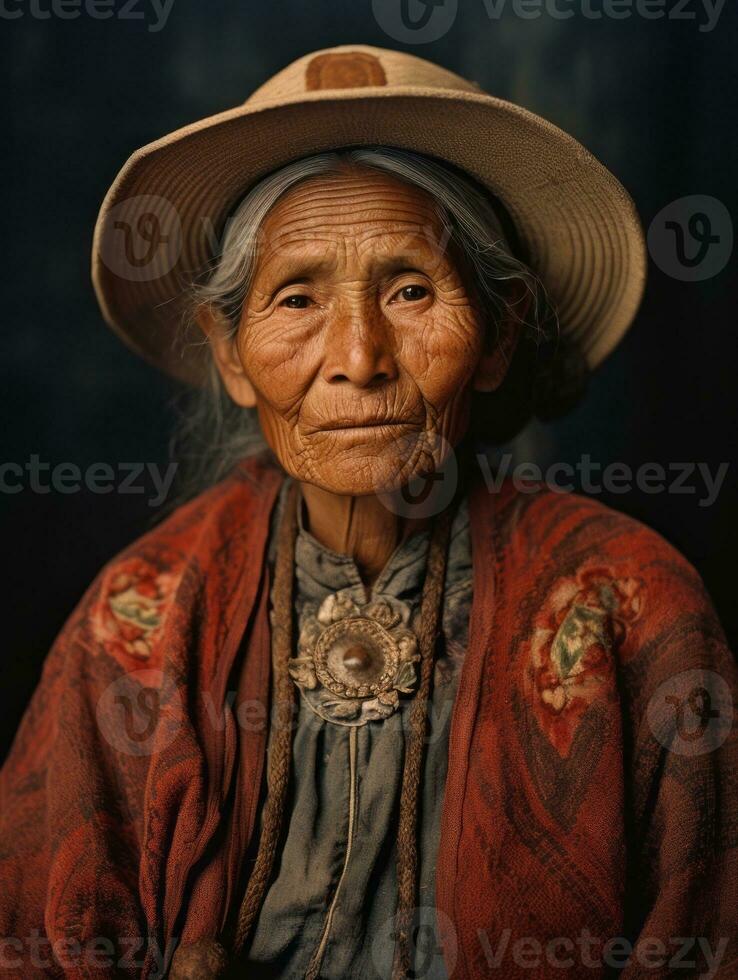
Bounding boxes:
[92,44,646,385]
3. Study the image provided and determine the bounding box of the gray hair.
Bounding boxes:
[172,147,573,501]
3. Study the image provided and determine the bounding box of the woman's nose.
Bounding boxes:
[321,313,398,388]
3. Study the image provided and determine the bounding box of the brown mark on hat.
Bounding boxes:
[305,51,387,91]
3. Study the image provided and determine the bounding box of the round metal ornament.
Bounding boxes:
[288,589,420,725]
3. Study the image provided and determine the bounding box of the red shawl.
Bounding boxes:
[1,456,736,978]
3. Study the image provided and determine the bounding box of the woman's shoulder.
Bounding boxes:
[480,474,700,577]
[471,480,734,745]
[472,475,720,645]
[64,454,285,668]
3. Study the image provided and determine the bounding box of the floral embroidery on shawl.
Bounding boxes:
[94,554,179,662]
[530,567,644,755]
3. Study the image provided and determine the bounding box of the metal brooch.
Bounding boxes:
[288,589,420,726]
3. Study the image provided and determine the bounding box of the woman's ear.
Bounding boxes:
[472,283,531,393]
[196,306,257,408]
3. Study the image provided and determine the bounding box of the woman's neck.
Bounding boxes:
[299,482,428,588]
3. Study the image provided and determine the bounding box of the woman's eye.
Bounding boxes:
[395,284,429,302]
[280,294,311,309]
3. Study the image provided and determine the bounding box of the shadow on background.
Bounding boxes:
[2,0,736,759]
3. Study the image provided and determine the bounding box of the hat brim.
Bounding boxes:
[92,85,647,385]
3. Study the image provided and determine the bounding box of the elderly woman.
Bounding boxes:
[1,46,736,980]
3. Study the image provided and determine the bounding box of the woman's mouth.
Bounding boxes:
[325,419,415,431]
[302,417,422,435]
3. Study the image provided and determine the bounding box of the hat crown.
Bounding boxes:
[245,44,482,107]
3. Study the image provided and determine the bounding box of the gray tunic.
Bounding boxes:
[242,488,472,979]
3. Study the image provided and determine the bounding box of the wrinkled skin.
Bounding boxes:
[201,167,517,580]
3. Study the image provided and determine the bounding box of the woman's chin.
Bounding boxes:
[277,425,457,498]
[302,460,415,497]
[298,451,455,504]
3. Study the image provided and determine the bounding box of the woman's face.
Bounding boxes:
[208,168,510,496]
